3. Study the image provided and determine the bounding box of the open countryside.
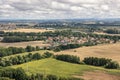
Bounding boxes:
[0,0,120,79]
[56,42,120,64]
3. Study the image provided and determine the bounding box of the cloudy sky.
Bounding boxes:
[0,0,120,19]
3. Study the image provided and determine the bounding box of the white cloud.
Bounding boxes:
[101,5,109,10]
[51,1,70,10]
[0,0,120,19]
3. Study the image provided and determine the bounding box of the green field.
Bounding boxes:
[11,58,93,77]
[11,58,120,77]
[1,49,120,79]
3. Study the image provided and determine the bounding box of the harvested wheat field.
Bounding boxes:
[74,71,120,80]
[0,41,50,48]
[56,42,120,64]
[94,32,120,36]
[4,28,54,33]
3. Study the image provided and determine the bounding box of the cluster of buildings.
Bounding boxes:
[0,23,17,30]
[45,36,113,47]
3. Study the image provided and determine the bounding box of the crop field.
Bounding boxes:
[0,41,50,48]
[11,58,120,80]
[94,32,120,36]
[4,28,54,33]
[56,42,120,64]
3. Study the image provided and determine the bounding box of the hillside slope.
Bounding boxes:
[11,58,120,80]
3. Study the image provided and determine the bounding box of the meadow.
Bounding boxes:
[11,58,120,80]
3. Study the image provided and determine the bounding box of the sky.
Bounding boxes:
[0,0,120,19]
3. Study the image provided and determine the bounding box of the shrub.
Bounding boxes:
[83,57,111,66]
[105,61,119,69]
[0,68,28,80]
[32,53,42,60]
[43,52,54,58]
[59,77,83,80]
[55,54,80,64]
[0,77,14,80]
[46,75,58,80]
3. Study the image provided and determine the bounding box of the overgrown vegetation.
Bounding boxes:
[104,29,120,34]
[0,50,119,69]
[0,46,41,57]
[0,52,53,67]
[54,42,96,52]
[55,54,80,64]
[0,68,83,80]
[83,57,119,69]
[105,61,120,69]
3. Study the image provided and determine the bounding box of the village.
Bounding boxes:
[45,35,114,47]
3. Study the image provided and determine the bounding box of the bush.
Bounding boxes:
[43,52,54,58]
[55,54,80,64]
[32,53,42,60]
[0,77,14,80]
[46,75,58,80]
[29,74,83,80]
[0,68,28,80]
[83,57,111,66]
[59,77,83,80]
[105,61,119,69]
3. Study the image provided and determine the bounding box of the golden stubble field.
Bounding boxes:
[56,42,120,64]
[4,28,54,33]
[0,41,50,48]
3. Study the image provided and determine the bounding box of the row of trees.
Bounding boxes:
[29,74,82,80]
[2,36,43,43]
[0,52,53,67]
[0,43,96,58]
[83,57,112,66]
[2,30,120,43]
[54,42,96,52]
[0,68,82,80]
[0,50,119,69]
[0,46,41,57]
[55,54,80,64]
[54,44,81,52]
[104,29,120,34]
[83,57,119,69]
[55,55,119,69]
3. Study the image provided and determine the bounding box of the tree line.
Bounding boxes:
[0,50,119,69]
[54,42,97,52]
[0,67,82,80]
[55,54,119,69]
[0,42,96,58]
[55,54,80,64]
[0,52,53,67]
[0,46,42,57]
[104,29,120,34]
[1,30,120,43]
